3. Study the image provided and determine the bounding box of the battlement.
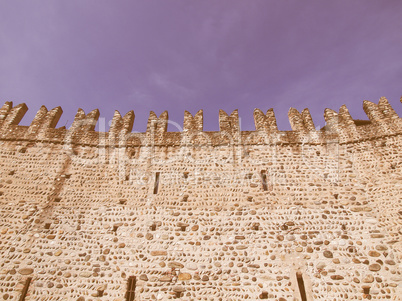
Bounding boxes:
[0,98,400,147]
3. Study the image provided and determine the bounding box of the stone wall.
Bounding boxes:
[0,98,401,300]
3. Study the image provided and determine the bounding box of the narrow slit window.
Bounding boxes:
[19,277,32,301]
[153,172,160,194]
[125,276,136,301]
[296,271,307,301]
[252,222,260,230]
[261,170,268,191]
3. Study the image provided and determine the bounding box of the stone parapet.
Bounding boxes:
[0,98,400,148]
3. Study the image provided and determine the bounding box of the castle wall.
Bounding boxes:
[0,99,401,300]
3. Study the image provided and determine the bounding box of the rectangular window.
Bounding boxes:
[260,170,268,191]
[19,277,32,301]
[296,272,307,301]
[125,276,136,301]
[153,172,160,194]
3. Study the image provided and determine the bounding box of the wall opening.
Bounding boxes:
[362,286,370,294]
[183,172,189,179]
[44,223,51,230]
[259,291,268,299]
[260,170,268,191]
[19,277,32,301]
[153,172,160,194]
[296,271,307,301]
[125,276,136,301]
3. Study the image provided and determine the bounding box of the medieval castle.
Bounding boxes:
[0,97,400,300]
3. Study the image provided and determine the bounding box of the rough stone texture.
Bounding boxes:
[0,98,401,300]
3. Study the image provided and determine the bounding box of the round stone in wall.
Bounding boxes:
[18,268,33,275]
[369,264,381,271]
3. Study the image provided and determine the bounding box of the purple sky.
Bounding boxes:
[0,0,401,132]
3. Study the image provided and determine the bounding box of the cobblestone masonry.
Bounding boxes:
[0,97,401,300]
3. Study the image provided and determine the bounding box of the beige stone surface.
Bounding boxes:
[0,99,401,300]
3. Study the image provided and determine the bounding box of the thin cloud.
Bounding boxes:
[150,73,196,101]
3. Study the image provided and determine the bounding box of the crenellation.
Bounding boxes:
[43,106,63,129]
[323,107,339,133]
[70,108,100,133]
[288,107,305,133]
[0,102,28,133]
[252,108,265,131]
[109,110,135,139]
[109,110,125,136]
[28,106,63,140]
[378,97,399,120]
[338,105,358,132]
[301,108,315,132]
[0,98,400,147]
[0,101,13,121]
[287,107,321,144]
[83,108,100,132]
[253,108,278,134]
[183,110,203,133]
[363,100,395,136]
[146,111,169,146]
[332,105,359,143]
[219,109,240,141]
[264,108,278,133]
[29,105,49,134]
